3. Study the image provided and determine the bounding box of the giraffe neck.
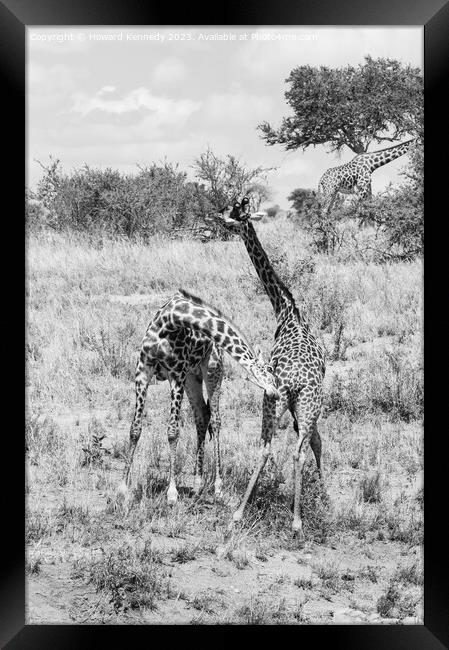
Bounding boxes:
[240,221,295,323]
[364,139,415,173]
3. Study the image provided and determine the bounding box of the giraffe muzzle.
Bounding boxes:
[266,385,280,400]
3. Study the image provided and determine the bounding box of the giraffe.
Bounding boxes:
[118,288,279,506]
[317,138,417,215]
[212,198,325,543]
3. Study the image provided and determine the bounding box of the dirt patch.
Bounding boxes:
[26,457,423,625]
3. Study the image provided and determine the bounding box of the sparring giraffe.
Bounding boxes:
[318,138,417,215]
[212,198,325,543]
[119,289,279,505]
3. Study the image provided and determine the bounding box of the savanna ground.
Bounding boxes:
[25,217,423,625]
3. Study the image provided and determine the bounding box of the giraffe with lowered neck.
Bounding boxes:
[318,138,417,215]
[213,198,325,543]
[118,288,279,506]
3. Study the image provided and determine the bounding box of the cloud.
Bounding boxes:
[27,63,81,110]
[240,28,321,78]
[202,92,274,123]
[152,58,188,86]
[70,86,201,127]
[34,102,200,149]
[98,85,117,95]
[241,27,422,79]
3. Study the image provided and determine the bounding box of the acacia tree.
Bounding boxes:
[287,188,317,219]
[193,148,273,209]
[259,56,423,155]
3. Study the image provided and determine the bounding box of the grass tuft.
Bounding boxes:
[72,541,168,613]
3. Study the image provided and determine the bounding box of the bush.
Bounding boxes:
[365,143,423,259]
[376,579,419,619]
[360,471,382,503]
[28,151,275,241]
[349,189,423,261]
[288,188,347,254]
[266,204,280,218]
[25,190,50,232]
[30,158,214,239]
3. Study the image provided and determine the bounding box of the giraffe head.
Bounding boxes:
[211,196,261,233]
[249,344,279,400]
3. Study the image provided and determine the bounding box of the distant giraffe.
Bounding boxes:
[318,139,417,215]
[213,199,325,543]
[118,289,279,505]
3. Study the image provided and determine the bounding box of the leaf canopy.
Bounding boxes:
[259,56,423,154]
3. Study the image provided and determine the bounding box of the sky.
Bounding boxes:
[27,26,423,210]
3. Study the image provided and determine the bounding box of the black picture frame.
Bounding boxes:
[3,0,448,647]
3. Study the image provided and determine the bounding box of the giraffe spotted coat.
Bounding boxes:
[120,290,278,506]
[214,199,325,541]
[318,139,416,214]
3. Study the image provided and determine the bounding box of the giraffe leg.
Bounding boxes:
[322,189,338,216]
[231,394,287,525]
[167,375,186,506]
[119,355,153,496]
[291,395,321,543]
[354,179,371,204]
[184,371,210,496]
[203,352,224,499]
[291,426,310,544]
[310,420,322,479]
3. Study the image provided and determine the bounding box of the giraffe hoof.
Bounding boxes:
[292,527,305,548]
[232,510,243,524]
[193,480,204,497]
[113,483,132,514]
[115,481,131,505]
[214,481,224,502]
[216,544,227,560]
[167,486,179,506]
[117,480,129,496]
[226,521,236,538]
